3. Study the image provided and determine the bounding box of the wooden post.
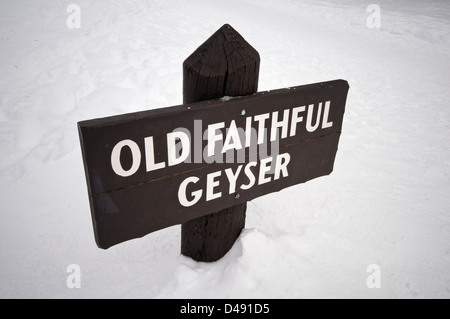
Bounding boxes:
[181,24,260,262]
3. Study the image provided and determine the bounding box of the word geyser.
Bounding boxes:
[78,80,348,248]
[110,101,334,208]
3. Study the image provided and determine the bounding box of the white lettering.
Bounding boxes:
[167,131,190,166]
[306,103,322,132]
[290,106,305,136]
[111,139,141,177]
[274,153,290,180]
[270,109,290,141]
[207,122,225,157]
[241,162,257,190]
[254,113,270,145]
[176,153,291,207]
[258,157,273,185]
[321,101,333,129]
[222,120,243,153]
[225,165,243,194]
[206,171,222,201]
[178,177,202,207]
[144,136,165,172]
[245,116,252,148]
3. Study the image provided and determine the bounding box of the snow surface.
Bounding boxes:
[1,0,450,298]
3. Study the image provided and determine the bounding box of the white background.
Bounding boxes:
[1,0,449,298]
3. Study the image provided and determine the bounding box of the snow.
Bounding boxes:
[1,0,450,298]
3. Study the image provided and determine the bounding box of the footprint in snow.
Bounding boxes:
[32,129,74,163]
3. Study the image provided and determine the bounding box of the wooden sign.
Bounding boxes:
[78,79,349,249]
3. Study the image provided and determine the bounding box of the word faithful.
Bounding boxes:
[110,101,333,177]
[78,79,349,248]
[110,101,334,208]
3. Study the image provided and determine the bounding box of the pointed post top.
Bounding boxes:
[183,24,260,103]
[181,24,260,262]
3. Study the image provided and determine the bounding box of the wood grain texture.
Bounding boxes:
[181,203,247,262]
[183,24,260,104]
[181,24,260,262]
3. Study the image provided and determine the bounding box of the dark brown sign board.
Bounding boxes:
[78,79,349,249]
